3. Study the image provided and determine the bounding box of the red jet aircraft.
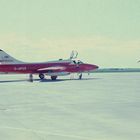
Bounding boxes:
[0,50,98,82]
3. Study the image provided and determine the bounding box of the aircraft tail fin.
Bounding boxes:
[0,49,24,64]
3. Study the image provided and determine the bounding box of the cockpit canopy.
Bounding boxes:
[72,60,84,65]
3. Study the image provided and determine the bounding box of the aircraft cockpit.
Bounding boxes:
[72,60,83,65]
[69,50,84,65]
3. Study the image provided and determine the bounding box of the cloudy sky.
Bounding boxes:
[0,0,140,68]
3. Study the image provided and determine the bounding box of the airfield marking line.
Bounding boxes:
[0,126,93,140]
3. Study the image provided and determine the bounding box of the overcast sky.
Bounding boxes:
[0,0,140,68]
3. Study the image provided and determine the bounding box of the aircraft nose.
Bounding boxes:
[94,65,99,69]
[87,64,99,71]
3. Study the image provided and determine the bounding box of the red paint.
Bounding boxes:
[0,62,98,74]
[0,50,99,78]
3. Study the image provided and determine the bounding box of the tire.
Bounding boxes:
[39,73,45,80]
[79,73,82,79]
[51,76,57,81]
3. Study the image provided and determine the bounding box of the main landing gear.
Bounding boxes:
[39,74,57,81]
[39,73,45,80]
[29,74,44,82]
[29,74,58,82]
[51,76,57,81]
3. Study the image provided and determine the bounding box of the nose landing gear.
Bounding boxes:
[79,73,82,80]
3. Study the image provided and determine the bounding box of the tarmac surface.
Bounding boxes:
[0,73,139,140]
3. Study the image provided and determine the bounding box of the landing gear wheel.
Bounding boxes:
[79,73,82,80]
[39,73,45,80]
[51,76,57,81]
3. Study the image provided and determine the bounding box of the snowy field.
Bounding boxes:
[0,73,139,140]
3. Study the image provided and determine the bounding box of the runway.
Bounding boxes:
[0,73,139,140]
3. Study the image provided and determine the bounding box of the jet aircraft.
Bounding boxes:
[0,50,98,82]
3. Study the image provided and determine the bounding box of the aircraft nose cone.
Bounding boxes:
[94,65,99,69]
[88,64,99,70]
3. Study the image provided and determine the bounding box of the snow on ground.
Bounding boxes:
[0,73,139,140]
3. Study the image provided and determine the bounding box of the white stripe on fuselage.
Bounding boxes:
[38,66,66,71]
